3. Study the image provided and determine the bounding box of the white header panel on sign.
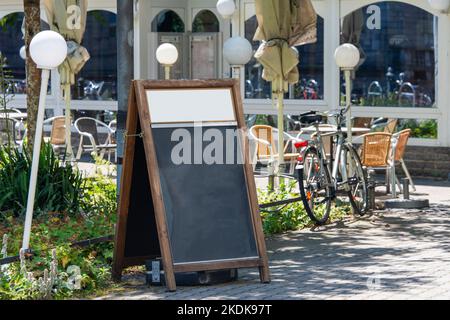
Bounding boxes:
[147,88,236,123]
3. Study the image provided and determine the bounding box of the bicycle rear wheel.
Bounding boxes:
[298,147,333,225]
[343,144,369,216]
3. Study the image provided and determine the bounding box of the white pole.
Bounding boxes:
[277,78,284,175]
[231,65,241,79]
[22,69,50,251]
[344,69,352,144]
[164,65,171,80]
[64,84,74,161]
[344,68,355,212]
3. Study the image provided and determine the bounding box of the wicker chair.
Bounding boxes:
[370,118,398,134]
[43,116,68,155]
[384,119,398,134]
[360,132,399,195]
[310,124,337,158]
[249,125,299,174]
[353,117,372,129]
[391,129,416,192]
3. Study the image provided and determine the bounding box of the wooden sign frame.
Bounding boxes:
[112,79,270,291]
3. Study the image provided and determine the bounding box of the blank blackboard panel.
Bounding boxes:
[153,126,258,264]
[124,121,161,259]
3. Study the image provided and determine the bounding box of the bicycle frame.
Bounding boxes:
[309,125,351,194]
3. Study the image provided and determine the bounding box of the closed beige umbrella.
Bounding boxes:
[254,0,317,173]
[44,0,90,160]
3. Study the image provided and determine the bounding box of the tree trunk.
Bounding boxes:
[24,0,41,154]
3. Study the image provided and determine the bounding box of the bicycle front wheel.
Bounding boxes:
[343,144,369,216]
[298,147,333,225]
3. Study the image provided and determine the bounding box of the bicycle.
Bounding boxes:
[294,106,369,225]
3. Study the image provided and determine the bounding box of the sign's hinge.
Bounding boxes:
[123,131,144,139]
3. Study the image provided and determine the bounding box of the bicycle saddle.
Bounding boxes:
[300,114,323,125]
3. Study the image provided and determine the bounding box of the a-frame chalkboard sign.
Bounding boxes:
[112,79,270,291]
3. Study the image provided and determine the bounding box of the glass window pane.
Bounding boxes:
[0,12,49,95]
[152,10,185,33]
[290,16,324,100]
[244,15,270,99]
[245,15,324,100]
[341,2,436,108]
[193,10,219,33]
[72,10,117,101]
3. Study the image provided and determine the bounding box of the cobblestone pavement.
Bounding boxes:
[101,180,450,300]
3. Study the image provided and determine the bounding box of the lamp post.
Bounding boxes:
[22,31,67,251]
[156,43,179,80]
[334,43,360,144]
[216,0,236,19]
[428,0,450,13]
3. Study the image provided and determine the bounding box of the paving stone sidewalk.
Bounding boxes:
[100,180,450,300]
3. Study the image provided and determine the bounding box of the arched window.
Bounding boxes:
[0,12,49,94]
[244,15,325,100]
[151,10,185,33]
[73,10,117,101]
[342,2,436,108]
[192,10,219,33]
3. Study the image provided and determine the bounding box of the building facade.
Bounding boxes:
[1,0,450,176]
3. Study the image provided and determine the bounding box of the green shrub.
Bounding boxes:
[398,119,438,139]
[258,181,350,235]
[0,243,115,300]
[80,157,117,217]
[0,168,117,300]
[0,144,84,218]
[258,182,311,235]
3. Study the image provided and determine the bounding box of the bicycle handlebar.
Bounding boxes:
[300,104,351,119]
[299,104,351,128]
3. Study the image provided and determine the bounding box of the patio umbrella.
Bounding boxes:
[254,0,317,173]
[44,0,90,160]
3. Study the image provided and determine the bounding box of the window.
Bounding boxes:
[0,12,49,94]
[193,10,219,33]
[151,10,185,33]
[244,15,325,100]
[72,10,117,101]
[342,2,436,108]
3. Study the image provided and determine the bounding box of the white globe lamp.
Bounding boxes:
[334,43,360,144]
[156,43,179,80]
[223,36,253,66]
[22,30,67,252]
[19,45,26,60]
[428,0,450,12]
[334,43,360,70]
[217,0,236,19]
[156,43,179,66]
[29,30,67,70]
[223,36,253,79]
